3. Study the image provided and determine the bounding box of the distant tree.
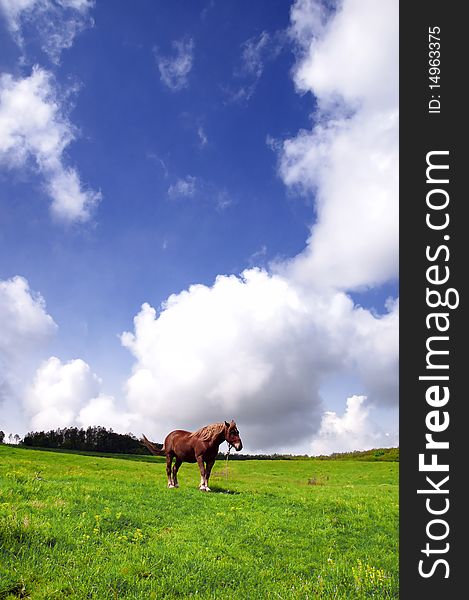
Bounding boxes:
[14,434,21,444]
[0,430,4,443]
[22,426,154,454]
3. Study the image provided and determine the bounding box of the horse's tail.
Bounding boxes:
[141,434,165,456]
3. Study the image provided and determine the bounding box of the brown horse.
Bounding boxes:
[141,420,242,491]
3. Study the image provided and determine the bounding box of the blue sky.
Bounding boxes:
[0,0,398,454]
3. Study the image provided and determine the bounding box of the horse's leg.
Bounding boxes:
[196,456,207,491]
[172,458,182,488]
[166,454,175,488]
[204,458,215,491]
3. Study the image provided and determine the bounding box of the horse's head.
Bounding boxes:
[224,420,243,451]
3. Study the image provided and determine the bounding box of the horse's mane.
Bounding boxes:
[190,422,224,442]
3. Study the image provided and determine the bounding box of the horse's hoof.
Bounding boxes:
[168,483,175,488]
[205,486,211,492]
[199,486,207,491]
[173,483,179,488]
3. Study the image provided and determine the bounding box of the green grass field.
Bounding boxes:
[0,445,398,599]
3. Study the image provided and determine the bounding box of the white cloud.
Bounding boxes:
[228,30,284,103]
[289,0,328,50]
[77,394,137,432]
[121,271,324,449]
[146,152,168,178]
[291,0,398,111]
[248,244,268,268]
[25,357,100,430]
[351,298,399,407]
[0,0,94,63]
[240,31,272,79]
[121,269,398,452]
[197,125,208,148]
[155,38,194,91]
[0,276,56,358]
[25,356,138,432]
[0,67,101,223]
[275,0,398,291]
[310,395,398,455]
[47,167,100,222]
[278,108,398,290]
[0,0,36,33]
[0,276,56,430]
[214,187,231,211]
[0,278,136,435]
[167,175,197,199]
[167,176,232,211]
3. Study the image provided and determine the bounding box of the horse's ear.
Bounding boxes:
[224,421,230,427]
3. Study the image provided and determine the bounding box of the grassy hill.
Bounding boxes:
[314,447,399,462]
[0,444,398,599]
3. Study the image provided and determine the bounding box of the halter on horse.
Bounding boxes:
[141,420,243,491]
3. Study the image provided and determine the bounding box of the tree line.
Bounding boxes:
[20,426,156,454]
[2,428,399,461]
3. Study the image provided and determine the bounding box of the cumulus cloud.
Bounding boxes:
[0,0,95,63]
[289,0,328,49]
[351,298,399,407]
[25,357,100,430]
[0,66,101,223]
[155,38,194,91]
[291,0,398,111]
[0,278,136,435]
[121,271,324,449]
[0,276,57,362]
[77,394,138,432]
[25,356,138,432]
[276,0,399,291]
[310,395,398,455]
[121,269,398,451]
[0,276,56,431]
[278,108,398,289]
